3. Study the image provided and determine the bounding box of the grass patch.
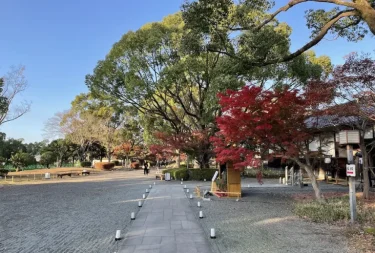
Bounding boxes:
[294,196,375,224]
[364,227,375,236]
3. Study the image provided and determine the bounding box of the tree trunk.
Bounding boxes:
[357,1,375,35]
[303,165,324,201]
[176,150,180,168]
[199,153,210,169]
[369,154,374,187]
[293,158,324,201]
[359,140,370,199]
[107,145,111,162]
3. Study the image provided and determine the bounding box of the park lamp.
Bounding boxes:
[324,155,332,164]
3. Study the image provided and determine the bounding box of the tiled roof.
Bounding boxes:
[305,115,359,129]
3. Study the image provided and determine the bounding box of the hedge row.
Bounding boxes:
[244,168,284,178]
[162,168,217,181]
[80,161,92,168]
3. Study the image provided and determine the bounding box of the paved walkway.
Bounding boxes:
[118,184,212,253]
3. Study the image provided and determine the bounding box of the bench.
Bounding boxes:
[155,169,165,180]
[57,173,72,179]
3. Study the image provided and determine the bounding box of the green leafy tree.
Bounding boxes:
[40,151,56,169]
[11,152,36,172]
[24,140,49,156]
[43,139,73,167]
[87,13,330,168]
[0,138,27,162]
[181,0,374,68]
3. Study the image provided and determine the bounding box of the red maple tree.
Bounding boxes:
[212,84,334,200]
[321,53,375,199]
[149,130,211,169]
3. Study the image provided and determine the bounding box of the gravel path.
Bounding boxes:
[0,173,352,253]
[0,170,155,253]
[184,178,350,253]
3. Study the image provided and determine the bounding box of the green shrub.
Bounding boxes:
[162,168,189,180]
[188,169,217,181]
[364,227,375,235]
[80,161,92,168]
[162,168,176,175]
[174,169,189,181]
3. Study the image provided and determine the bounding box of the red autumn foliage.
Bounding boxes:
[330,52,375,120]
[94,162,115,170]
[150,130,211,167]
[211,84,333,169]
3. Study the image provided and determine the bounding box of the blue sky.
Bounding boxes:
[0,0,373,143]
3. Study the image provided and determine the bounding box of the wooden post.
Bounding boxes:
[12,176,14,182]
[347,144,357,223]
[226,162,241,197]
[285,166,288,185]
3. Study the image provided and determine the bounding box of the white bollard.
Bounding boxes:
[199,210,203,219]
[143,194,146,199]
[189,194,193,199]
[181,181,183,185]
[146,188,149,193]
[197,201,201,207]
[131,212,135,220]
[282,178,286,185]
[115,230,121,241]
[149,185,152,189]
[154,182,156,185]
[138,201,142,207]
[210,228,216,239]
[279,177,282,184]
[184,185,187,189]
[186,189,189,193]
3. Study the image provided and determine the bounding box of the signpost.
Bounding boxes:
[346,145,357,223]
[339,130,359,224]
[346,164,356,177]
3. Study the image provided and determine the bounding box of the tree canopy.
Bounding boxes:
[181,0,374,67]
[86,12,331,167]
